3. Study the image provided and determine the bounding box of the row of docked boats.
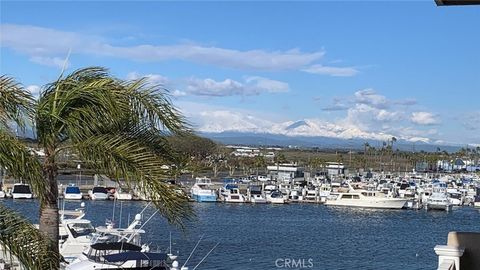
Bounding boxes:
[0,183,133,201]
[189,175,480,211]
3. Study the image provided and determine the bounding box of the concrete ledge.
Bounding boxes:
[447,232,480,270]
[435,245,464,270]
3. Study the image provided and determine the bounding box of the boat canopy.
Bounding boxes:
[92,186,108,193]
[12,184,31,194]
[66,186,81,194]
[91,242,142,251]
[225,184,238,190]
[103,252,167,262]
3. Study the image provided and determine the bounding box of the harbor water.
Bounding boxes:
[2,199,479,270]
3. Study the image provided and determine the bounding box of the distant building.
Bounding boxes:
[326,162,345,176]
[437,158,479,172]
[267,163,304,182]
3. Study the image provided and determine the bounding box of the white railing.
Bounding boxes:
[434,245,465,270]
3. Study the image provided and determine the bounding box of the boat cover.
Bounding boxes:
[91,242,142,251]
[103,252,167,262]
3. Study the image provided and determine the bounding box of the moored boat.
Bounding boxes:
[325,186,408,209]
[11,183,33,199]
[64,184,83,200]
[190,177,217,202]
[88,186,109,200]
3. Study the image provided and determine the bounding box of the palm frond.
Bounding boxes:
[0,75,35,130]
[0,205,60,269]
[123,78,190,134]
[71,130,193,226]
[0,130,49,202]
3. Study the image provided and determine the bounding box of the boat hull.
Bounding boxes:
[89,193,108,200]
[251,198,268,204]
[192,193,217,202]
[12,193,33,199]
[115,193,133,200]
[325,199,407,209]
[64,194,83,200]
[426,203,453,211]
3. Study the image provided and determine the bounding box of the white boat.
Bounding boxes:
[303,186,319,202]
[88,186,109,200]
[247,185,268,204]
[114,188,133,200]
[426,184,453,211]
[190,177,217,202]
[0,180,5,198]
[64,185,83,200]
[325,187,408,209]
[11,183,33,199]
[266,190,286,204]
[219,184,245,203]
[289,188,303,202]
[447,189,463,206]
[66,245,171,270]
[59,219,97,262]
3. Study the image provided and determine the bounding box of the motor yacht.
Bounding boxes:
[64,184,83,200]
[325,185,408,209]
[65,242,173,270]
[11,183,33,199]
[190,177,217,202]
[266,190,286,204]
[114,187,133,200]
[426,184,453,211]
[219,184,245,203]
[247,185,267,203]
[88,186,109,200]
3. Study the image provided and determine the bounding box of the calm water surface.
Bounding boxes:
[2,199,479,270]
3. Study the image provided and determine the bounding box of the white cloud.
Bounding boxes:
[302,64,359,77]
[1,24,327,71]
[354,89,388,109]
[245,76,289,93]
[25,85,41,97]
[126,72,169,85]
[30,56,68,69]
[411,112,440,125]
[186,76,289,97]
[171,89,187,97]
[187,78,244,96]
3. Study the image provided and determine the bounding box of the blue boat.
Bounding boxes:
[190,177,217,202]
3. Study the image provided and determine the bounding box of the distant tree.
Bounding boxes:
[167,134,217,159]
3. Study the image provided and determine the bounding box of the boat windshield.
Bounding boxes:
[67,222,95,238]
[92,187,107,193]
[13,185,31,194]
[66,186,81,194]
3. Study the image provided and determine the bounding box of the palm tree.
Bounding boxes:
[1,75,59,269]
[1,67,192,268]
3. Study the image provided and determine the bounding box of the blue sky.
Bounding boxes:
[1,1,479,146]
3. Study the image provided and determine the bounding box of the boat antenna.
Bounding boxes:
[169,231,172,254]
[126,210,158,242]
[182,234,204,268]
[112,196,117,225]
[192,242,220,270]
[119,201,123,228]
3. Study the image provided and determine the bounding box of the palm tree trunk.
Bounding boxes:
[39,152,59,268]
